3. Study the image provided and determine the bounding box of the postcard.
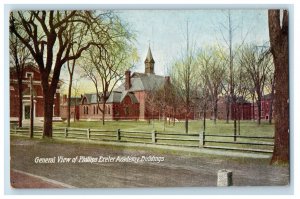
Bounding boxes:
[9,9,289,189]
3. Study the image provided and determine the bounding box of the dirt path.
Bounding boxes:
[10,137,289,188]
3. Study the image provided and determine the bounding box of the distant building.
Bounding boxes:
[60,95,81,121]
[253,93,274,120]
[10,65,61,122]
[217,96,252,120]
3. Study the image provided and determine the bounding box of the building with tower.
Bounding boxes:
[76,47,176,121]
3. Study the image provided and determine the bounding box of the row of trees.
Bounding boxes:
[146,43,274,134]
[151,10,289,164]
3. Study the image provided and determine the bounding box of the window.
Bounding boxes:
[124,107,129,116]
[87,107,89,114]
[108,106,110,114]
[25,72,34,78]
[93,106,95,114]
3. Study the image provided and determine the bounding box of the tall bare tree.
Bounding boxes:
[197,48,225,124]
[10,11,107,137]
[239,44,273,125]
[65,17,88,127]
[170,21,198,134]
[171,53,198,134]
[268,9,289,164]
[81,18,137,125]
[9,33,31,127]
[216,10,249,139]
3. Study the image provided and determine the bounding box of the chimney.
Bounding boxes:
[125,70,131,90]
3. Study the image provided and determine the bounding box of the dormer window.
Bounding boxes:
[25,72,34,79]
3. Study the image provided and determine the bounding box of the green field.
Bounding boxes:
[52,120,275,151]
[53,119,274,136]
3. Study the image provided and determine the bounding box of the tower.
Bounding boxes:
[144,46,155,74]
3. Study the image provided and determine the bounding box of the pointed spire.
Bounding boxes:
[144,46,155,63]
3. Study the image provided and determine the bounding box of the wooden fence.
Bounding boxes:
[10,126,274,153]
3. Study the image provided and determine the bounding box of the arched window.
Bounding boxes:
[83,106,86,114]
[108,106,110,114]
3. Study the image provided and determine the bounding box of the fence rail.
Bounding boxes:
[10,126,274,154]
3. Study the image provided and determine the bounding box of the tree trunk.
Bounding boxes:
[203,108,206,132]
[17,78,23,127]
[43,91,54,138]
[67,59,76,127]
[30,76,34,138]
[185,104,189,134]
[257,97,262,125]
[173,108,176,126]
[238,105,241,135]
[269,80,275,124]
[233,104,237,141]
[213,98,218,124]
[185,116,189,134]
[226,97,230,123]
[268,9,289,164]
[67,73,73,127]
[252,94,255,121]
[102,103,106,125]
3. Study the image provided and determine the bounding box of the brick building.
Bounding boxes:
[10,65,61,122]
[253,94,274,120]
[79,91,140,121]
[217,96,252,120]
[60,95,81,121]
[77,47,189,121]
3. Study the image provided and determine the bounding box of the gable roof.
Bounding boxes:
[115,72,165,92]
[82,91,138,104]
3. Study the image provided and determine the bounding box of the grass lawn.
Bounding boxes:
[52,120,275,150]
[53,119,274,136]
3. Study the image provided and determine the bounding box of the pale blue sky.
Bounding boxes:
[61,9,270,94]
[117,9,269,76]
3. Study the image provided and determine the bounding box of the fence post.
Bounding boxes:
[116,129,121,141]
[87,128,90,139]
[217,169,233,186]
[199,131,205,148]
[152,130,157,144]
[64,128,68,138]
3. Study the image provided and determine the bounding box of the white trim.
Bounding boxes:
[25,72,34,78]
[22,100,36,120]
[10,79,42,85]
